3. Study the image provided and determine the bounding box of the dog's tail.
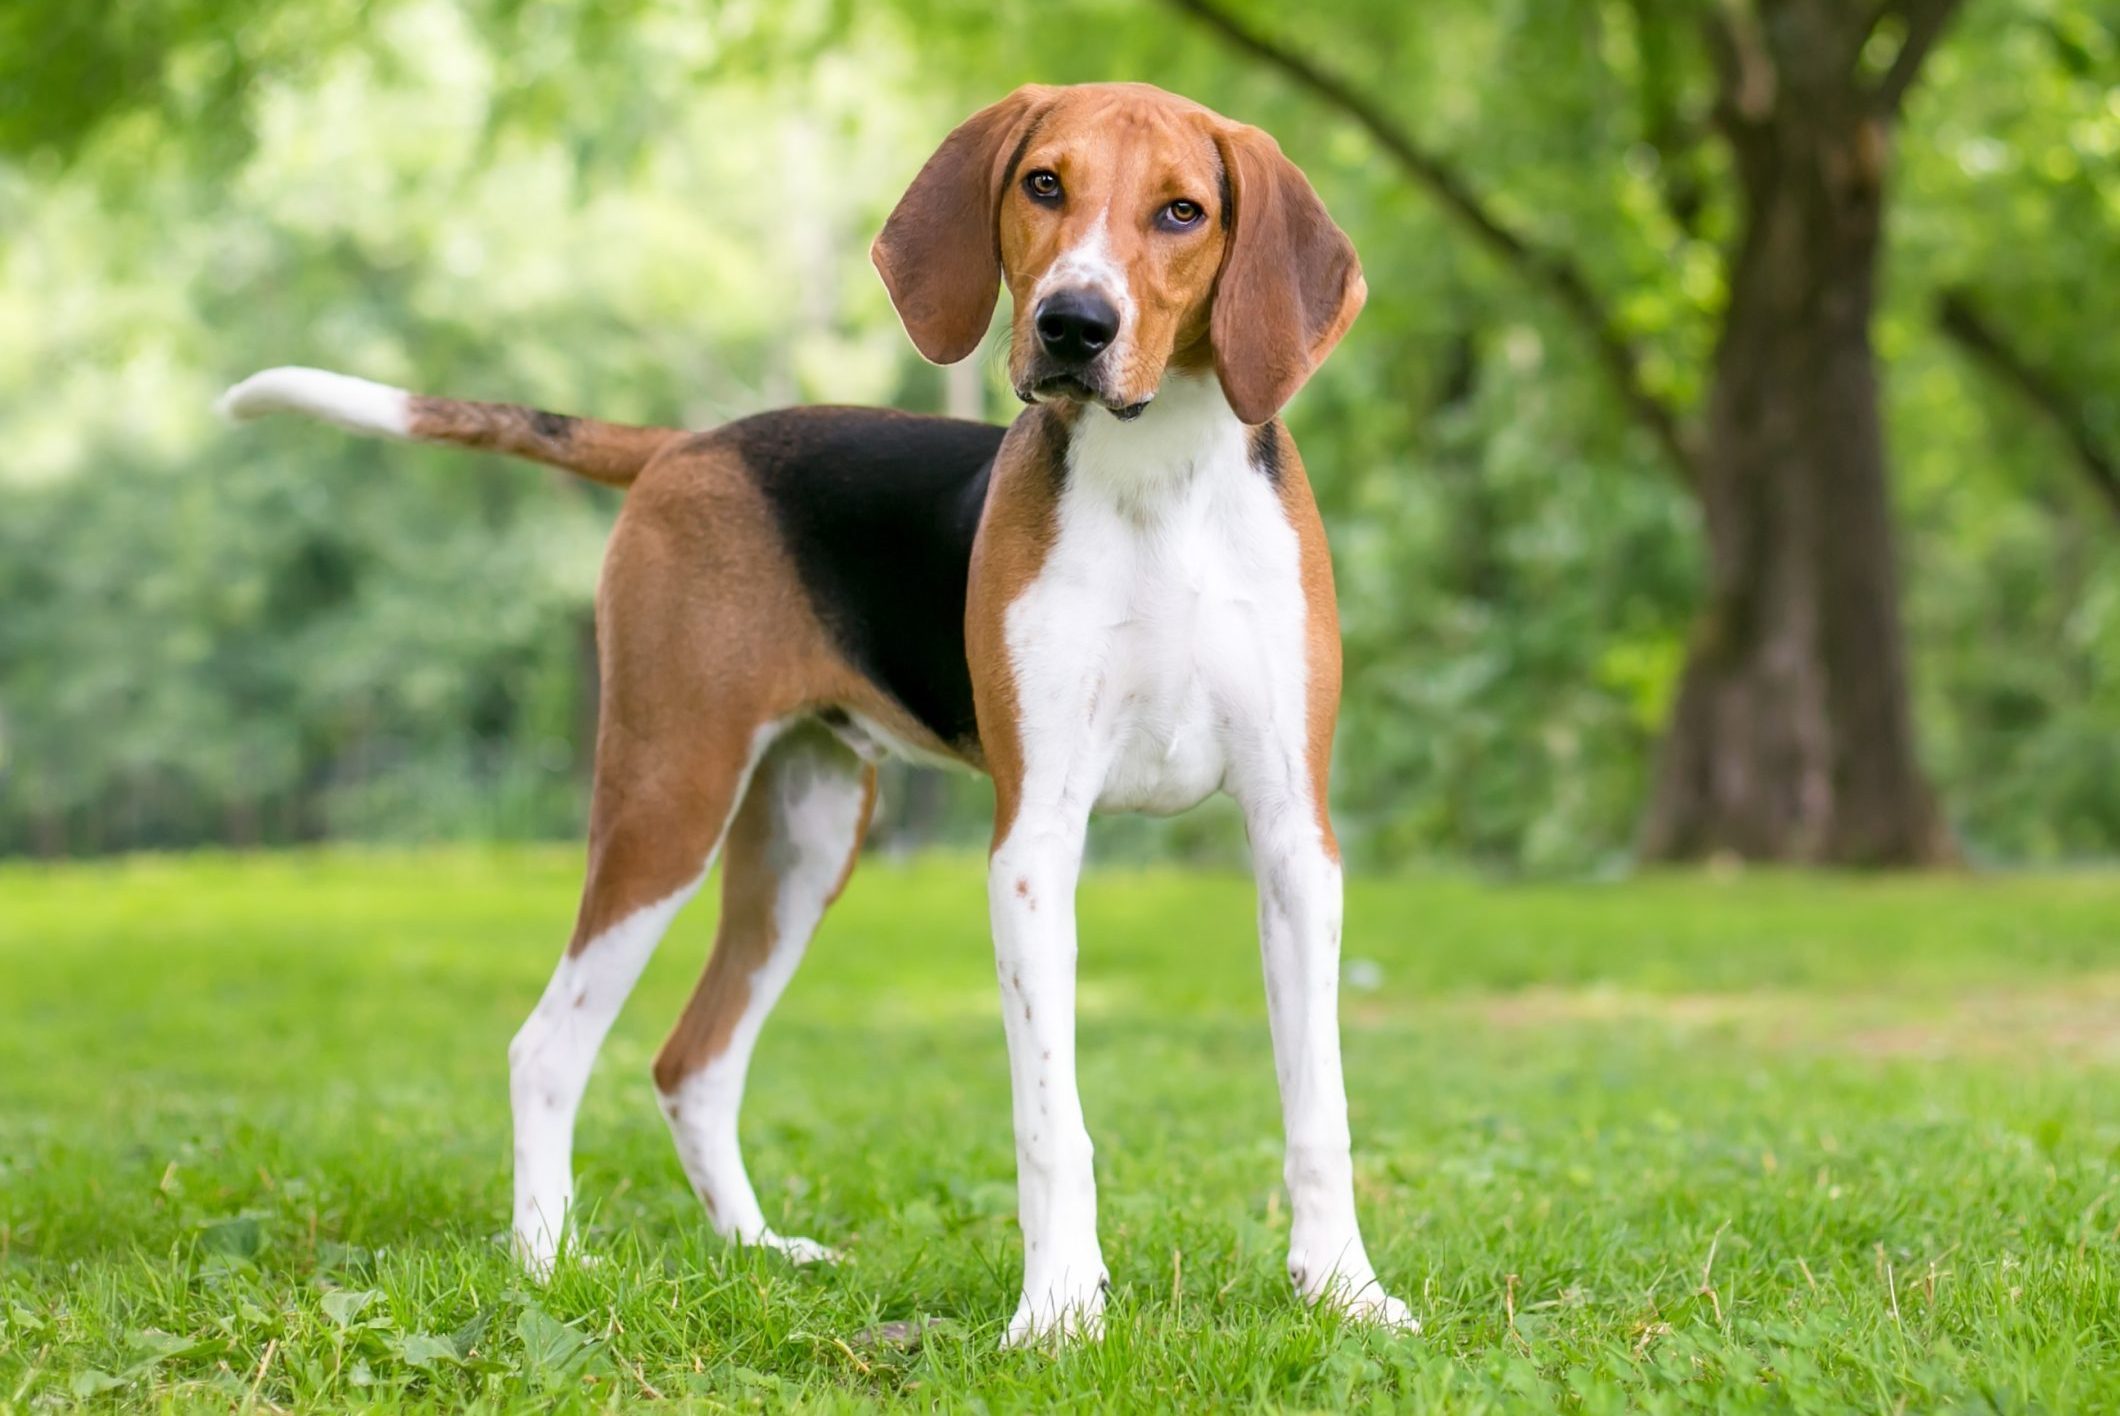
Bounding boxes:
[215,366,682,489]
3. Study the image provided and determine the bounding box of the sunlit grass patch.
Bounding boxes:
[3,850,2118,1409]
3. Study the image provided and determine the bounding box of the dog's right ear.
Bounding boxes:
[872,87,1053,365]
[1207,121,1365,426]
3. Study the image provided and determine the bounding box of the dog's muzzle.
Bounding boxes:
[1017,372,1152,422]
[1034,288,1118,367]
[1018,289,1150,420]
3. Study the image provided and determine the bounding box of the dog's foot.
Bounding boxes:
[1290,1249,1419,1333]
[750,1230,842,1265]
[1003,1265,1109,1348]
[513,1231,603,1281]
[1333,1286,1418,1332]
[513,1229,558,1282]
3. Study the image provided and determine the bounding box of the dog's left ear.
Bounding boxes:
[873,86,1054,365]
[1209,123,1366,426]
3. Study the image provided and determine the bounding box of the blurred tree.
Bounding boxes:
[1935,287,2119,521]
[0,0,2113,869]
[1172,0,1969,864]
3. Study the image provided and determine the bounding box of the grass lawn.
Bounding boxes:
[3,849,2119,1410]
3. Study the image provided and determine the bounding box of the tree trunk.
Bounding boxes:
[1640,1,1950,866]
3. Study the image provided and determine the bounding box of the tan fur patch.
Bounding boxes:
[964,405,1075,846]
[1266,424,1344,861]
[565,440,955,955]
[647,735,874,1092]
[408,396,678,487]
[829,766,880,905]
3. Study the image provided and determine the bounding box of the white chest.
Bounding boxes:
[1001,380,1312,818]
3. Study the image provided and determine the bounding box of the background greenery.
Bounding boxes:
[0,0,2116,869]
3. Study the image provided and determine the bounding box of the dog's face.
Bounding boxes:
[873,83,1365,426]
[995,86,1229,420]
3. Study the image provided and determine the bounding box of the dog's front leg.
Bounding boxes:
[1246,800,1416,1332]
[989,809,1106,1346]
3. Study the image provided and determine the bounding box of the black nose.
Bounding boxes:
[1034,289,1119,365]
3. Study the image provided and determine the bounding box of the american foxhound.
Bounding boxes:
[219,81,1408,1344]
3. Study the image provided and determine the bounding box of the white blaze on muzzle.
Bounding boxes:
[1032,208,1134,355]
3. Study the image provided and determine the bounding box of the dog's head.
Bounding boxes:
[872,82,1364,426]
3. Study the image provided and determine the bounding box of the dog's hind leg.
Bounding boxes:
[508,700,780,1277]
[651,721,874,1262]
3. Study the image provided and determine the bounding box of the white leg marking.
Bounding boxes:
[990,816,1106,1346]
[656,731,866,1264]
[509,723,780,1277]
[509,880,700,1276]
[215,366,413,438]
[1246,805,1415,1332]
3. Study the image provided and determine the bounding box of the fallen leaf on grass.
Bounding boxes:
[850,1318,956,1351]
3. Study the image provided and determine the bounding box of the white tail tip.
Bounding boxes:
[215,366,413,439]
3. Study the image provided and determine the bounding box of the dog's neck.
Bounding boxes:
[1061,371,1250,519]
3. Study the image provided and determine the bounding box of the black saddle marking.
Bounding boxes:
[731,406,1011,754]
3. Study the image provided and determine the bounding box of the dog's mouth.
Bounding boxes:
[1018,373,1153,422]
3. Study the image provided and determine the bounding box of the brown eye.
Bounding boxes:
[1024,169,1062,202]
[1162,198,1204,229]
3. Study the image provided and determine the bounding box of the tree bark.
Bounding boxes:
[1639,0,1951,865]
[1169,0,1959,865]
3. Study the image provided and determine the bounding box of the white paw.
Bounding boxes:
[513,1230,558,1282]
[751,1230,842,1266]
[514,1231,602,1280]
[1290,1251,1418,1333]
[1337,1286,1418,1332]
[1002,1267,1109,1348]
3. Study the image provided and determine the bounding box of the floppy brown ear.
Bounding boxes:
[872,87,1053,365]
[1209,124,1366,426]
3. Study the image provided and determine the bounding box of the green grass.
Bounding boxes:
[3,849,2119,1411]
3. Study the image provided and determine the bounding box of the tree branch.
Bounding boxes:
[1937,287,2120,524]
[1164,0,1697,486]
[1702,0,1775,133]
[1871,0,1965,116]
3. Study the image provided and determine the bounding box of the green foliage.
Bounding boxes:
[5,850,2120,1407]
[0,0,2115,866]
[1894,0,2120,859]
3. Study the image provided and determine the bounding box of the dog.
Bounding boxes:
[218,81,1409,1345]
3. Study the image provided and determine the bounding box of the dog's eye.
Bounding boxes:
[1162,199,1204,229]
[1024,170,1062,202]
